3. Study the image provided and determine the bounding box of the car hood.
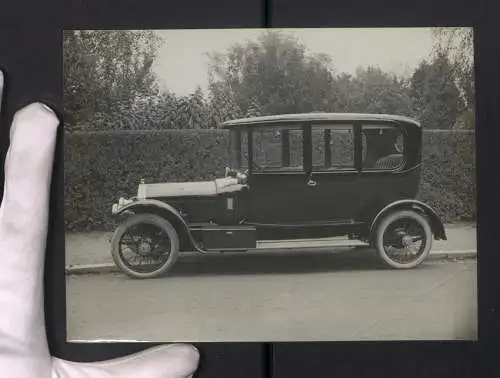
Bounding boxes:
[137,177,246,199]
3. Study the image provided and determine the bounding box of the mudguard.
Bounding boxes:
[113,198,181,217]
[112,198,205,253]
[370,199,447,240]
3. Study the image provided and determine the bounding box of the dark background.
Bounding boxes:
[1,0,499,377]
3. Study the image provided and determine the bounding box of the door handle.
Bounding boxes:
[307,179,318,187]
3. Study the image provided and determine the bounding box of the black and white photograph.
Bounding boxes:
[64,27,477,342]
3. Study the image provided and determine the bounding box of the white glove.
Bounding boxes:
[0,70,200,377]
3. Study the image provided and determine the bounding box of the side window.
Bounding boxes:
[230,130,249,170]
[288,129,304,168]
[252,129,282,169]
[251,127,304,171]
[362,124,405,170]
[312,124,355,171]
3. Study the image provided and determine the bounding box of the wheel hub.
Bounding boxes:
[137,241,152,255]
[402,235,413,247]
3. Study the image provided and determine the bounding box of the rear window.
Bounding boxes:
[361,124,405,171]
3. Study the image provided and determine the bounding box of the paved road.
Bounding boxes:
[67,253,477,342]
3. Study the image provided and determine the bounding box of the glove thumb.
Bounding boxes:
[52,343,200,378]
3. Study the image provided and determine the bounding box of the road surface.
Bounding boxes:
[67,252,477,342]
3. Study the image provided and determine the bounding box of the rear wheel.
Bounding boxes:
[111,213,180,279]
[373,210,432,269]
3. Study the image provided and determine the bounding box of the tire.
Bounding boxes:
[373,209,433,269]
[111,213,180,279]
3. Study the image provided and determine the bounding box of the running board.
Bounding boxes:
[255,237,368,250]
[245,220,363,228]
[200,236,369,254]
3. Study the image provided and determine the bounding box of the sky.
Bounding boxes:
[151,27,437,97]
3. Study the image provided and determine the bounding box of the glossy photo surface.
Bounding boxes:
[64,27,477,342]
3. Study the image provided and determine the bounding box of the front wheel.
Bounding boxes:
[111,213,180,279]
[373,210,433,269]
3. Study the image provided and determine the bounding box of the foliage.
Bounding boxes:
[206,31,339,116]
[63,30,163,129]
[64,129,476,232]
[335,67,414,116]
[419,130,476,221]
[64,130,231,231]
[63,29,475,132]
[431,28,474,107]
[430,28,475,128]
[409,53,465,128]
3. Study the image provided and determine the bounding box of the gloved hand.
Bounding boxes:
[0,70,200,377]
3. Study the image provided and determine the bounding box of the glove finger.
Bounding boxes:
[52,343,200,378]
[0,101,59,350]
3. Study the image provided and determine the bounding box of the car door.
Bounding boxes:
[304,123,362,223]
[245,125,314,224]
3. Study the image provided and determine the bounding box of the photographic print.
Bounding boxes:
[64,27,477,342]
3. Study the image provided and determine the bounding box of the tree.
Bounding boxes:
[335,66,414,116]
[409,52,465,128]
[206,81,243,128]
[431,28,474,128]
[169,87,210,129]
[245,97,263,118]
[205,30,338,121]
[63,30,163,129]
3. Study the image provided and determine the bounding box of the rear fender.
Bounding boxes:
[370,199,447,240]
[113,199,204,252]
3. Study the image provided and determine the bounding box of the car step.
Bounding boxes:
[255,237,368,250]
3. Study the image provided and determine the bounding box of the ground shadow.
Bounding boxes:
[156,247,442,278]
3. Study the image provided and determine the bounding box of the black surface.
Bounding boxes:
[0,1,498,378]
[272,342,477,378]
[201,226,257,250]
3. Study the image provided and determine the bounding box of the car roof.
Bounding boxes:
[221,112,421,129]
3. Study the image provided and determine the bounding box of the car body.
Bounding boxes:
[110,112,447,278]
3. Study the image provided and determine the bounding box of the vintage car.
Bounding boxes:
[110,112,447,279]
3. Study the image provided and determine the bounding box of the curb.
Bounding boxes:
[66,263,120,275]
[426,250,477,262]
[65,250,477,275]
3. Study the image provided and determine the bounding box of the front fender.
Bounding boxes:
[113,198,182,218]
[370,199,447,240]
[112,198,205,253]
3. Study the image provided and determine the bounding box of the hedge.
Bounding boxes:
[64,129,476,232]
